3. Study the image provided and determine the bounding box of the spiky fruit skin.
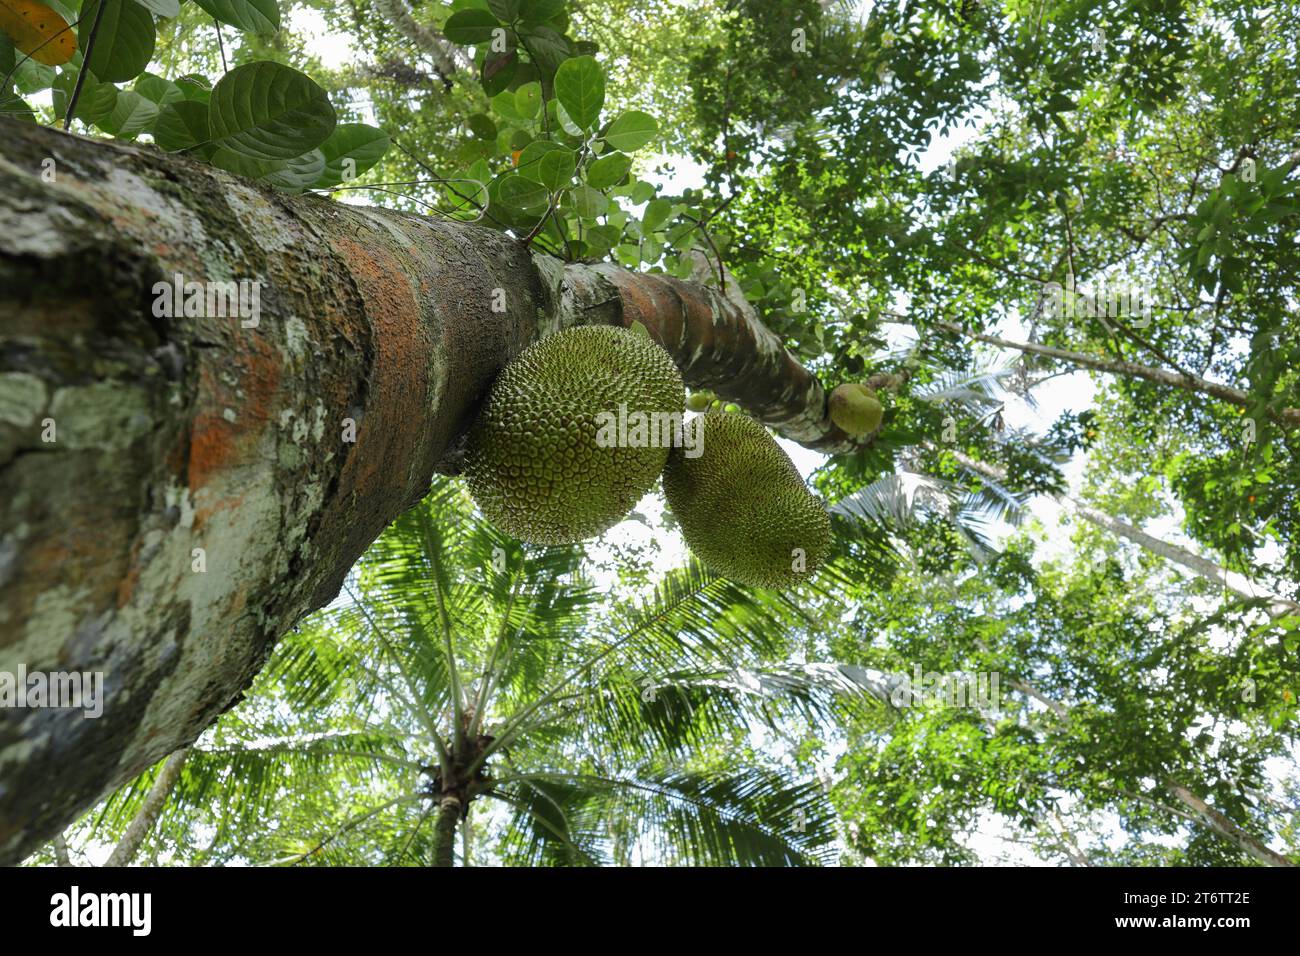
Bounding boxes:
[663,413,832,588]
[464,325,685,544]
[829,383,883,436]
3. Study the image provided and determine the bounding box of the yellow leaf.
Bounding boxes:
[0,0,77,67]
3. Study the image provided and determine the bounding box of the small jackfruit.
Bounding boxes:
[686,391,714,412]
[463,325,685,544]
[663,413,832,588]
[829,383,883,436]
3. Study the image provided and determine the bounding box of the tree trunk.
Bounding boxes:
[104,747,190,866]
[433,796,460,867]
[0,118,854,864]
[929,320,1300,428]
[946,449,1298,614]
[1067,499,1300,615]
[1165,781,1294,868]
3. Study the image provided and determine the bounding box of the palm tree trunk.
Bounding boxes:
[433,796,460,867]
[104,748,190,867]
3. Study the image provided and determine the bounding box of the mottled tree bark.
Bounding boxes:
[0,119,854,864]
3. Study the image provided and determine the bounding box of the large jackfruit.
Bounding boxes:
[663,412,832,588]
[464,324,685,544]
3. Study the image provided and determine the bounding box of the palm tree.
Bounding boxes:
[75,478,891,867]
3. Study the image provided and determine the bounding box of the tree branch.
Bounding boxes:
[104,748,190,867]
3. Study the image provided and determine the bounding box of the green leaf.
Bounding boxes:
[134,72,183,105]
[443,9,498,43]
[584,223,619,254]
[262,148,325,192]
[468,112,497,140]
[490,87,523,121]
[132,0,179,16]
[486,0,519,20]
[534,146,575,190]
[586,150,630,188]
[567,183,607,218]
[52,65,117,123]
[553,54,603,129]
[0,90,36,121]
[79,0,155,83]
[313,122,390,188]
[519,0,563,22]
[174,73,211,101]
[519,23,568,77]
[152,98,210,150]
[99,87,157,136]
[497,172,550,210]
[1044,92,1075,113]
[553,98,583,136]
[516,139,563,176]
[628,179,655,204]
[602,110,657,152]
[514,80,541,118]
[210,146,286,180]
[13,56,55,94]
[481,47,516,95]
[642,197,673,231]
[208,61,335,161]
[191,0,279,34]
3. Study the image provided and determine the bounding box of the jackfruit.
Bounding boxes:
[663,412,832,588]
[829,383,883,436]
[464,324,685,544]
[686,390,714,412]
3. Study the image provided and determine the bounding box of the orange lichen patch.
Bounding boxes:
[187,335,283,491]
[188,408,236,490]
[236,332,284,427]
[328,235,429,508]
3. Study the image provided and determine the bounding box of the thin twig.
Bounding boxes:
[64,0,107,131]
